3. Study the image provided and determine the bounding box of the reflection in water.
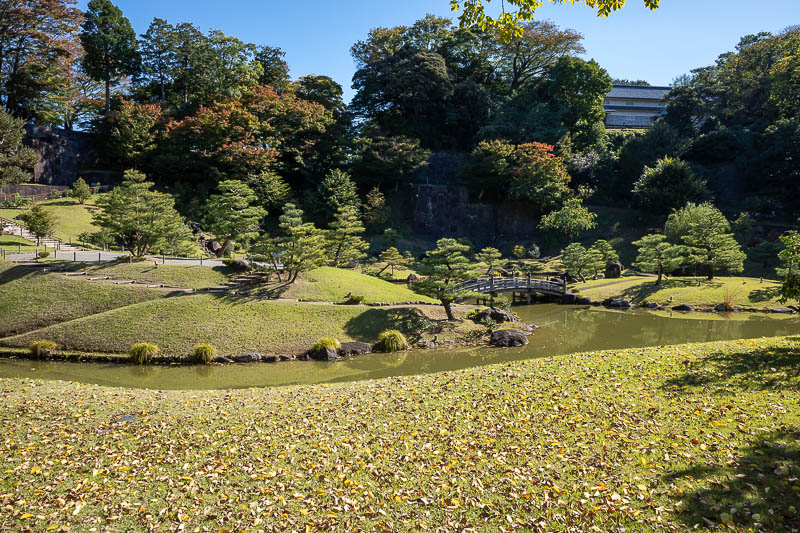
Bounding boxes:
[1,305,798,390]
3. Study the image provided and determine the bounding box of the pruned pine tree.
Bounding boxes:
[204,180,266,257]
[327,205,368,267]
[277,203,327,283]
[475,247,503,276]
[417,238,480,321]
[632,234,685,285]
[377,246,413,276]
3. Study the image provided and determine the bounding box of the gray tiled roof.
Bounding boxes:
[607,85,671,100]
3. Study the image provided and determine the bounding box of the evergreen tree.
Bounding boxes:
[93,170,191,257]
[560,243,603,281]
[327,205,369,267]
[0,109,38,185]
[539,198,597,243]
[314,169,360,221]
[276,203,327,283]
[475,247,503,276]
[80,0,140,116]
[632,234,685,285]
[204,180,267,257]
[681,205,746,279]
[590,239,619,264]
[632,156,711,213]
[363,186,390,230]
[19,204,57,244]
[377,246,413,276]
[245,171,291,212]
[778,229,800,305]
[416,238,480,320]
[69,177,92,204]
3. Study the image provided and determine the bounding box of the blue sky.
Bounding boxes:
[77,0,800,101]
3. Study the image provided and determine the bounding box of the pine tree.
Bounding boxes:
[314,169,360,221]
[539,198,597,243]
[475,247,503,276]
[778,229,800,305]
[417,238,480,320]
[681,205,746,279]
[0,109,38,185]
[377,247,413,276]
[560,243,604,281]
[204,180,266,257]
[327,205,369,267]
[632,234,685,285]
[276,203,327,283]
[590,239,619,264]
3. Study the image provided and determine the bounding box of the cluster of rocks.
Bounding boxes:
[472,307,517,323]
[363,301,434,307]
[214,341,375,365]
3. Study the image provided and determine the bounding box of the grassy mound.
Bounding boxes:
[0,235,42,250]
[0,260,169,337]
[0,197,99,242]
[46,259,237,289]
[574,276,787,309]
[1,336,798,531]
[0,293,464,356]
[255,266,437,304]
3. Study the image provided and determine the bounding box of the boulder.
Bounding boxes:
[406,273,420,283]
[672,304,694,312]
[646,302,660,309]
[229,260,251,272]
[561,293,578,305]
[339,341,372,356]
[416,340,436,349]
[308,347,340,361]
[206,240,222,254]
[604,261,624,279]
[262,355,279,363]
[279,354,295,361]
[524,324,539,331]
[605,299,632,308]
[489,329,529,347]
[213,356,234,364]
[714,303,742,312]
[235,353,262,363]
[770,307,796,314]
[474,307,516,323]
[576,297,592,306]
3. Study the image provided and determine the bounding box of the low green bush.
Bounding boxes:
[376,330,409,353]
[129,342,159,364]
[37,250,50,259]
[344,294,364,305]
[311,337,341,353]
[192,344,216,363]
[29,340,56,359]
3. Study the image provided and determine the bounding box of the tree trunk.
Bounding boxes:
[656,264,663,286]
[104,78,111,116]
[707,264,714,280]
[217,240,230,258]
[442,300,456,321]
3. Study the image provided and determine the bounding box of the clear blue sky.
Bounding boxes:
[77,0,800,101]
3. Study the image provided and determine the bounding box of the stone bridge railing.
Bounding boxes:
[454,275,567,296]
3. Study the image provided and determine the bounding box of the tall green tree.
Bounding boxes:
[93,170,191,257]
[351,135,430,190]
[632,234,685,285]
[245,171,291,213]
[539,198,597,243]
[416,238,480,320]
[69,177,91,204]
[19,204,57,244]
[590,239,619,265]
[560,242,603,282]
[0,109,38,185]
[632,156,711,213]
[138,18,176,102]
[80,0,139,116]
[274,203,327,283]
[326,205,369,267]
[777,229,800,305]
[204,180,266,258]
[377,246,413,276]
[680,203,746,279]
[313,169,361,221]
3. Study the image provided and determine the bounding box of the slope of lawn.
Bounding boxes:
[573,275,788,309]
[0,234,41,250]
[255,266,437,304]
[45,259,237,289]
[0,293,470,356]
[1,336,798,531]
[0,197,99,243]
[0,259,170,337]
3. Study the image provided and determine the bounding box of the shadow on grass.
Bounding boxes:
[0,264,45,284]
[748,286,783,303]
[663,428,800,530]
[614,278,722,303]
[663,337,800,392]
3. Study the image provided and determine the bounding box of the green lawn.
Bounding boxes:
[1,336,797,531]
[0,197,99,243]
[254,266,437,304]
[45,259,237,290]
[573,276,788,309]
[0,293,470,356]
[0,259,169,337]
[0,234,41,250]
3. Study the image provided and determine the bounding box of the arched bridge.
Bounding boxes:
[455,275,567,297]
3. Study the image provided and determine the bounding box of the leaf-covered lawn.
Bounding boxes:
[1,336,798,531]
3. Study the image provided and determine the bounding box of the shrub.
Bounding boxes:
[398,311,435,340]
[344,294,365,305]
[129,342,159,364]
[376,330,409,352]
[192,344,216,363]
[311,337,341,353]
[480,317,500,333]
[29,340,56,359]
[37,250,50,259]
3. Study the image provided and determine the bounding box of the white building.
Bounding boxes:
[604,85,671,129]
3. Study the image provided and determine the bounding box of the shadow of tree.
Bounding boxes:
[748,286,783,303]
[662,337,800,392]
[614,278,724,303]
[342,308,399,342]
[0,264,43,285]
[663,428,800,530]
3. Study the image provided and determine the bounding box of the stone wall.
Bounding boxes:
[24,126,105,186]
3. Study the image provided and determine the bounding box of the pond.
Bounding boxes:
[1,304,798,390]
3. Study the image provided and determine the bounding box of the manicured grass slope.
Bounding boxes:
[0,235,41,249]
[574,276,787,309]
[260,266,436,304]
[0,197,99,242]
[0,260,169,337]
[47,260,237,289]
[1,336,798,531]
[1,293,461,356]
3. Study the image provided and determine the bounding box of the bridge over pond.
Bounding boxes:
[455,275,567,304]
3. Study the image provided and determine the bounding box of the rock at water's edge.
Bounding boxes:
[489,329,529,347]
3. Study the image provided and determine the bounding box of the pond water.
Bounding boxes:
[1,304,798,390]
